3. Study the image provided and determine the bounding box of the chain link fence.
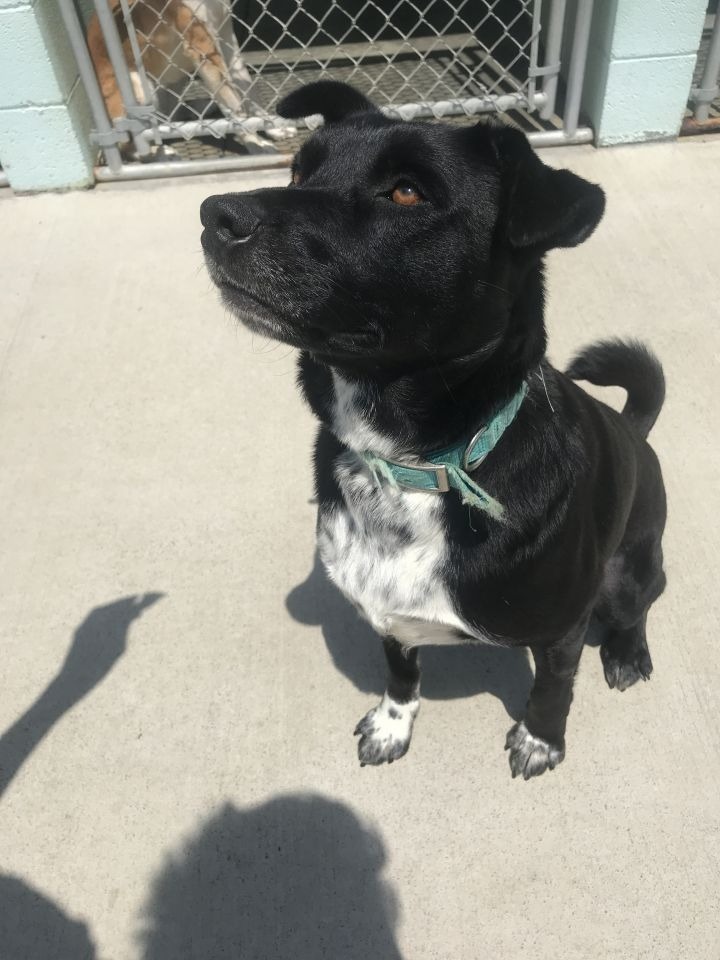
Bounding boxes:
[159,0,540,124]
[58,0,597,180]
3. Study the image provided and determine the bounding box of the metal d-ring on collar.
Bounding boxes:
[360,381,529,522]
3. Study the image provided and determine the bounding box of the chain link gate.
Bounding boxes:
[58,0,596,181]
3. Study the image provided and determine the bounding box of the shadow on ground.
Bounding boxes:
[139,793,404,960]
[0,594,163,960]
[286,554,534,719]
[0,593,164,798]
[0,875,97,959]
[1,598,404,959]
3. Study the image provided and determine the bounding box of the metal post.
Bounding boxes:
[92,0,139,114]
[563,0,594,138]
[695,15,720,122]
[91,0,151,156]
[57,0,124,174]
[117,0,155,106]
[540,0,568,120]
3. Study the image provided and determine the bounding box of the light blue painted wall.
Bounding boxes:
[0,0,93,190]
[580,0,709,144]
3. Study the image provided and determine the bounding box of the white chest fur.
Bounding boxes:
[316,373,483,647]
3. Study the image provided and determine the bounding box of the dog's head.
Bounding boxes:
[201,81,604,371]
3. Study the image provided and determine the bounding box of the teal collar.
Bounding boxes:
[361,382,528,522]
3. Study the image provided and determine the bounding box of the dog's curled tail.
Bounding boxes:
[566,338,665,439]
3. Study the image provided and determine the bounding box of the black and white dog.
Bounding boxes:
[200,81,667,780]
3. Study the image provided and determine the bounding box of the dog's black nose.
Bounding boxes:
[201,195,261,245]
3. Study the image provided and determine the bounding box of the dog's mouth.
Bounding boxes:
[217,280,290,339]
[205,256,300,344]
[218,280,339,354]
[207,268,382,360]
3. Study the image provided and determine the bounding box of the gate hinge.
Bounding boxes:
[529,61,561,79]
[113,115,151,135]
[90,128,130,147]
[691,84,719,104]
[125,104,156,120]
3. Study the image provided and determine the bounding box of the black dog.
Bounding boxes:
[200,81,666,780]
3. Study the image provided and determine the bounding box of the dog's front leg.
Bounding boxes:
[175,5,244,115]
[355,638,420,767]
[505,623,587,780]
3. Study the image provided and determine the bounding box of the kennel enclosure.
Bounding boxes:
[58,0,598,181]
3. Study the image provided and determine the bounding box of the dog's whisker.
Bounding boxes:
[536,367,556,413]
[420,342,459,409]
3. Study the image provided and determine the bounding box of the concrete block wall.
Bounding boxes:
[580,0,709,144]
[0,0,94,191]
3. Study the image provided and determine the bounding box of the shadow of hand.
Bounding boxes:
[0,592,164,800]
[58,593,164,696]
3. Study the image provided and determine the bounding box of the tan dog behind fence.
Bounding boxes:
[87,0,293,153]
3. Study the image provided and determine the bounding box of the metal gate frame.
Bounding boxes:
[58,0,597,183]
[684,8,720,133]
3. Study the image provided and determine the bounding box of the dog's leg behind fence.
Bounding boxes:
[176,4,244,115]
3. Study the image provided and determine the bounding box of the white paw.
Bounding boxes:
[237,132,278,155]
[354,694,419,766]
[264,122,297,141]
[505,721,565,780]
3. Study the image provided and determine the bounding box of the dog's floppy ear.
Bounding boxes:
[277,81,378,124]
[489,125,605,251]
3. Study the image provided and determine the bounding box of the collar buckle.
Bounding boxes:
[384,457,450,493]
[426,462,450,493]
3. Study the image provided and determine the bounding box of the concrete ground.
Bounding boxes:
[0,137,718,960]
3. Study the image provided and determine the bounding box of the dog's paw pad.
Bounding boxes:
[601,645,653,692]
[505,721,564,780]
[354,695,418,767]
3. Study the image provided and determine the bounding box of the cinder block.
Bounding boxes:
[611,0,708,59]
[33,0,85,95]
[596,54,698,145]
[0,82,94,190]
[0,2,78,107]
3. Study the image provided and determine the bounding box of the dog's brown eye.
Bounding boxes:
[392,182,422,206]
[291,170,302,186]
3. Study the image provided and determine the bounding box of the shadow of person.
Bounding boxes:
[0,593,163,799]
[139,793,404,960]
[286,554,534,719]
[0,874,97,960]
